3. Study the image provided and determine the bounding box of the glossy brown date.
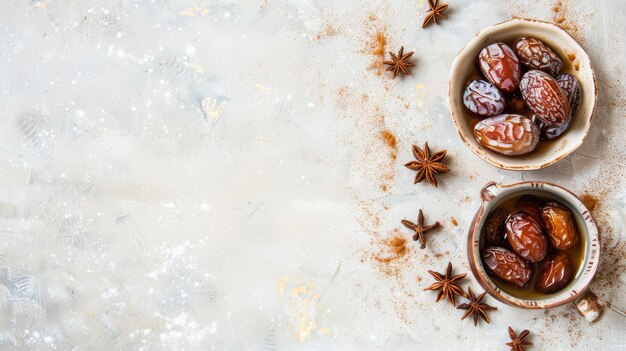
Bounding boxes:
[537,74,581,140]
[478,42,521,93]
[483,246,532,288]
[540,202,579,250]
[514,37,563,76]
[536,252,573,293]
[463,80,506,117]
[505,213,548,263]
[556,73,581,118]
[473,114,539,156]
[483,208,508,245]
[516,195,545,229]
[520,70,571,128]
[535,113,572,141]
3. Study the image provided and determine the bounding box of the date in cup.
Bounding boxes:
[467,181,604,323]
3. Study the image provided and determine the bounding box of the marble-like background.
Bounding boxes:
[0,0,624,349]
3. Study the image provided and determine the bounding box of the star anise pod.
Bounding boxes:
[401,209,440,249]
[424,262,468,306]
[383,46,415,79]
[457,287,497,326]
[422,0,449,28]
[506,327,533,351]
[404,142,450,187]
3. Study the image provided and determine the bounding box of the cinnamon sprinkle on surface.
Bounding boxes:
[381,130,398,160]
[580,194,598,212]
[372,32,386,56]
[373,234,409,265]
[368,31,388,76]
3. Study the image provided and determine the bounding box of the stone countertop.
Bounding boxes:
[0,0,624,349]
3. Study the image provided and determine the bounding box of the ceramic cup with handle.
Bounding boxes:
[467,181,604,323]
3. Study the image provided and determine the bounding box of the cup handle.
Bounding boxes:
[574,290,605,323]
[480,181,500,202]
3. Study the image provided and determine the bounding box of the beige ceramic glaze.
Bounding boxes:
[468,181,604,323]
[448,18,597,170]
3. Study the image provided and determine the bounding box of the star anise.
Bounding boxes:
[424,262,468,306]
[383,46,415,79]
[422,0,449,28]
[401,209,440,249]
[506,327,533,351]
[404,142,450,187]
[457,287,497,326]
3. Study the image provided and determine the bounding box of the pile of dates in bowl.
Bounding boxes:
[464,37,582,156]
[481,195,583,296]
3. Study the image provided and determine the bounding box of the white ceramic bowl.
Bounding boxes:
[448,18,597,170]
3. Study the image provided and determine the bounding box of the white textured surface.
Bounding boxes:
[0,0,624,350]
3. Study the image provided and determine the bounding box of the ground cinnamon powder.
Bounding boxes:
[450,217,459,226]
[369,229,412,277]
[366,27,387,76]
[381,130,397,160]
[373,236,408,264]
[372,32,386,56]
[580,194,598,212]
[551,0,581,39]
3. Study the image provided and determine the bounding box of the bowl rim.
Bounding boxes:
[447,18,598,171]
[467,181,601,309]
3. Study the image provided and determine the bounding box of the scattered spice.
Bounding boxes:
[450,217,459,226]
[422,0,449,28]
[381,130,398,160]
[373,234,409,264]
[507,327,533,351]
[433,250,449,260]
[368,31,388,76]
[424,262,468,306]
[372,32,386,56]
[550,0,581,39]
[390,237,407,254]
[401,209,441,249]
[383,46,415,79]
[457,287,497,326]
[580,194,598,212]
[381,130,397,148]
[405,142,450,187]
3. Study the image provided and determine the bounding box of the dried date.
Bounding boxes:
[540,202,579,250]
[473,114,539,156]
[514,37,563,76]
[537,74,581,140]
[556,73,582,117]
[505,213,548,263]
[536,252,573,293]
[517,195,545,229]
[535,114,572,141]
[483,246,532,288]
[463,80,506,117]
[478,42,521,93]
[520,70,571,128]
[483,208,508,245]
